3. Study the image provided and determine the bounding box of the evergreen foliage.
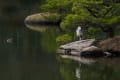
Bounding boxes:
[40,0,120,42]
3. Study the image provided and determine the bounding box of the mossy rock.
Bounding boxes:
[24,12,61,25]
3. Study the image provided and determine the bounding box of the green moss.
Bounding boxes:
[41,13,61,22]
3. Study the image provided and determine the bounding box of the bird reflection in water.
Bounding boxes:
[60,55,96,80]
[75,62,81,80]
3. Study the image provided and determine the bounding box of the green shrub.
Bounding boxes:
[56,34,72,45]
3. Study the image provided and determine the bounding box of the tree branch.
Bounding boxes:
[103,7,113,17]
[84,6,99,18]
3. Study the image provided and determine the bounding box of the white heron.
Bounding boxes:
[76,26,82,40]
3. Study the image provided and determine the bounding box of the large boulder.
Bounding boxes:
[97,36,120,52]
[24,12,61,25]
[24,12,61,32]
[97,36,120,57]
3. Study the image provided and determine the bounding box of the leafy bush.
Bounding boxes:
[60,14,87,31]
[83,27,103,39]
[56,34,72,45]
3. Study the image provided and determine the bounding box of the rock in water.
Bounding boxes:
[98,36,120,52]
[97,36,120,57]
[24,12,60,25]
[57,39,96,56]
[81,46,105,57]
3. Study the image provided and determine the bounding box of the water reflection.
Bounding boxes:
[60,55,96,64]
[25,24,59,32]
[80,59,120,80]
[25,24,49,32]
[0,24,62,80]
[59,54,120,80]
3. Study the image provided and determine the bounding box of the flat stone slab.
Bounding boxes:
[58,39,95,56]
[60,39,95,50]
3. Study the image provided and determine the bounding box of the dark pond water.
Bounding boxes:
[0,0,120,80]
